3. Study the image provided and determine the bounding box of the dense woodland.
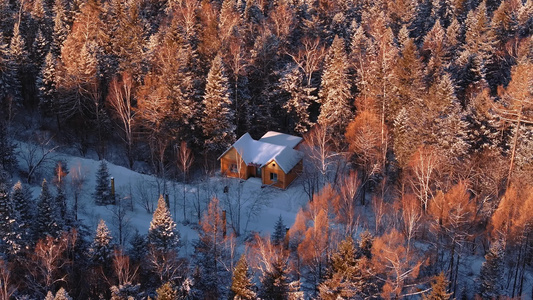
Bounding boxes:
[0,0,533,298]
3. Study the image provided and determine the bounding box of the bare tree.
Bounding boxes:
[0,259,15,300]
[18,132,59,184]
[176,141,194,223]
[107,72,136,168]
[301,125,341,198]
[108,195,132,247]
[69,162,87,221]
[25,231,76,296]
[113,248,139,286]
[406,146,441,211]
[287,37,326,88]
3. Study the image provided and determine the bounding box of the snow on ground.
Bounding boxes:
[17,147,310,251]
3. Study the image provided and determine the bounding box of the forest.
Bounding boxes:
[0,0,533,297]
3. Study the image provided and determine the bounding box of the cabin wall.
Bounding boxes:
[261,161,284,189]
[284,160,303,189]
[220,148,249,179]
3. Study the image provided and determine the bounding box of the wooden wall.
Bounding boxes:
[220,147,248,180]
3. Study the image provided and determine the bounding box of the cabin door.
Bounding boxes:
[255,167,261,178]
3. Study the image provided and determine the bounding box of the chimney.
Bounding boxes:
[222,210,227,238]
[284,227,290,250]
[110,177,115,204]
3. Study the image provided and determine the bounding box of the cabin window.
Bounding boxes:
[272,163,276,167]
[270,172,278,182]
[230,163,238,173]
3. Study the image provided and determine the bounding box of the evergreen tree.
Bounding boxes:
[231,255,256,300]
[89,219,113,264]
[479,240,504,299]
[51,0,70,57]
[55,185,67,229]
[318,236,378,300]
[7,23,26,106]
[271,215,286,246]
[128,230,147,262]
[37,51,58,118]
[202,54,236,153]
[193,197,231,299]
[94,160,112,205]
[0,122,16,174]
[260,256,289,300]
[280,64,316,134]
[423,272,452,300]
[156,282,177,300]
[35,179,60,239]
[54,287,72,300]
[45,291,55,300]
[10,181,33,248]
[0,183,19,255]
[148,195,179,251]
[318,35,353,140]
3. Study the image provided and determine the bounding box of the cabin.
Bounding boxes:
[218,131,304,189]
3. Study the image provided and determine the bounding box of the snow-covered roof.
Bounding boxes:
[219,132,303,173]
[259,131,303,149]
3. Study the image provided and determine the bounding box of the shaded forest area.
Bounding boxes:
[0,0,533,298]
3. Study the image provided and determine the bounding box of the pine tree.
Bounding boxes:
[148,195,179,251]
[128,230,147,262]
[7,23,27,106]
[318,236,378,300]
[260,256,289,300]
[272,215,286,246]
[479,240,504,299]
[45,291,55,300]
[37,51,58,118]
[231,255,256,300]
[55,185,67,229]
[54,287,72,300]
[94,160,112,205]
[10,181,33,248]
[156,282,177,300]
[280,65,316,134]
[35,179,60,240]
[423,272,452,300]
[0,122,16,174]
[51,0,70,57]
[318,35,353,140]
[0,183,19,255]
[90,219,113,264]
[193,197,230,299]
[202,54,236,153]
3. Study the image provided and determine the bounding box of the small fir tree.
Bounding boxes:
[272,215,285,246]
[0,183,19,255]
[423,272,452,300]
[35,179,60,239]
[148,195,179,251]
[89,219,113,264]
[94,160,112,205]
[231,255,256,300]
[10,181,33,247]
[128,230,147,262]
[260,256,289,300]
[156,282,177,300]
[54,287,72,300]
[55,185,67,229]
[0,122,16,174]
[44,291,55,300]
[479,240,504,299]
